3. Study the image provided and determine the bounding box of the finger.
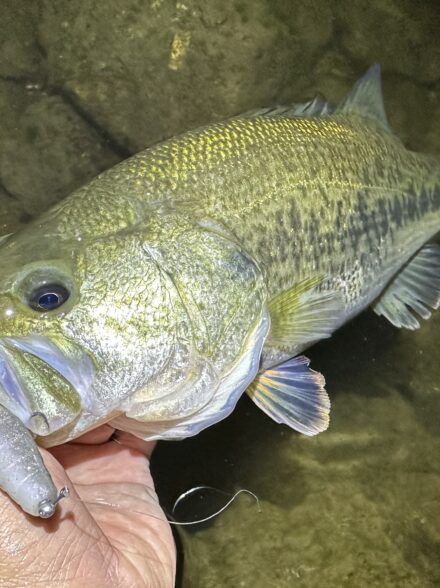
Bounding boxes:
[0,448,113,585]
[49,443,176,585]
[73,424,116,445]
[50,441,154,486]
[53,442,175,584]
[112,430,157,458]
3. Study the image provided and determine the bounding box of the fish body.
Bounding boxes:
[0,65,439,517]
[85,103,439,327]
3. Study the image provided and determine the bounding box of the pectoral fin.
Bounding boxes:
[247,277,341,435]
[373,243,440,330]
[247,355,330,436]
[267,276,344,351]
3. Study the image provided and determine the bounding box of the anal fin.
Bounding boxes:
[373,243,440,330]
[246,355,330,436]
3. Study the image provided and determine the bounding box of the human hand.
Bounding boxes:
[0,425,176,587]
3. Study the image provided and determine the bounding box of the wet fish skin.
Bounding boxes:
[0,66,439,518]
[0,68,439,440]
[0,177,268,445]
[71,106,439,318]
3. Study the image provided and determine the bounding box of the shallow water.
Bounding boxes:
[153,307,440,587]
[1,1,440,586]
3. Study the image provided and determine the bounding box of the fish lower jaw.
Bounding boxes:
[0,334,95,437]
[36,409,123,448]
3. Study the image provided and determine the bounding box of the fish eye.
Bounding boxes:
[29,284,70,312]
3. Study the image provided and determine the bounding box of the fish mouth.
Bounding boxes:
[0,335,95,436]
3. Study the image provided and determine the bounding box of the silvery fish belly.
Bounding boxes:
[0,65,439,518]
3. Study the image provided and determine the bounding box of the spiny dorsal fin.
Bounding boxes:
[247,355,330,436]
[267,276,344,351]
[337,64,389,130]
[373,243,440,330]
[242,96,333,120]
[240,64,387,128]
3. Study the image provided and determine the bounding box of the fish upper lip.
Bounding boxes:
[0,348,29,423]
[0,335,96,420]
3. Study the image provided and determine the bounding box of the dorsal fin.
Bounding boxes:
[240,65,388,128]
[241,96,333,120]
[336,64,389,130]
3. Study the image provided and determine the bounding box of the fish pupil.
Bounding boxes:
[30,285,69,311]
[39,293,59,308]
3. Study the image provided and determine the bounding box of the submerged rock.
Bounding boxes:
[1,0,440,584]
[336,0,440,84]
[0,85,119,216]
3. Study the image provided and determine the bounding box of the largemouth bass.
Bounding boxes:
[0,66,438,517]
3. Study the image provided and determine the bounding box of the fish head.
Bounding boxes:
[0,224,91,439]
[0,211,268,444]
[113,213,270,440]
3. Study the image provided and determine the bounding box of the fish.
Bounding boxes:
[0,65,438,517]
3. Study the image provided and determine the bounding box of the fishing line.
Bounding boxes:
[108,435,262,524]
[75,485,261,529]
[35,436,261,560]
[169,485,262,526]
[59,488,260,561]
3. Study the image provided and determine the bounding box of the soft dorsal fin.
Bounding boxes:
[336,64,389,129]
[373,243,440,330]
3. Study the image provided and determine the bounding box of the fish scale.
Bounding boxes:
[66,111,438,307]
[0,66,438,518]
